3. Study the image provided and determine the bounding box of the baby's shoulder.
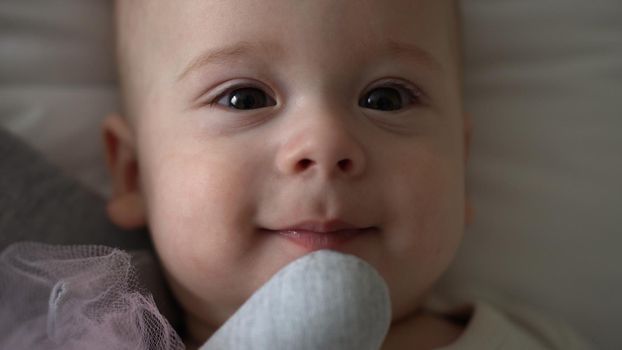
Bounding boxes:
[423,291,594,350]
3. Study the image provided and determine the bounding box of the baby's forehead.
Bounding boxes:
[122,1,455,60]
[118,0,457,53]
[115,0,459,111]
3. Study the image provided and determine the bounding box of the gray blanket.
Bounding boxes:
[0,126,151,250]
[0,126,182,329]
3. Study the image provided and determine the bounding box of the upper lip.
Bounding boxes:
[267,219,368,233]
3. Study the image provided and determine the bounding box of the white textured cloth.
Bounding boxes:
[201,250,391,350]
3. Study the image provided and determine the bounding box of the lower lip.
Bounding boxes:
[264,228,376,251]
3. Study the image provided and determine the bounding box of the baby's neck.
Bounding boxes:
[182,315,217,350]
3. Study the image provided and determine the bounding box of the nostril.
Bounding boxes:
[296,158,314,171]
[292,158,355,174]
[338,159,352,172]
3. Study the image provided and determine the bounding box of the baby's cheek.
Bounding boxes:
[147,160,239,257]
[377,160,463,318]
[142,150,266,307]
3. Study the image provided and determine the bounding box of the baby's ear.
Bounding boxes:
[101,114,147,230]
[464,112,472,162]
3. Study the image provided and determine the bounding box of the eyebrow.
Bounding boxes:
[176,39,443,82]
[382,39,444,73]
[176,41,279,82]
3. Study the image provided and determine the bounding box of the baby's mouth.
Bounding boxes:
[270,228,377,251]
[260,220,378,251]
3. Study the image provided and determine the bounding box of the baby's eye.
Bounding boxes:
[358,83,421,111]
[215,87,277,110]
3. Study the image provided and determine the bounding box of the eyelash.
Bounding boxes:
[205,80,425,109]
[206,83,271,108]
[373,80,424,106]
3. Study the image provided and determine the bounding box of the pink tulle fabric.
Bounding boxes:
[0,242,185,350]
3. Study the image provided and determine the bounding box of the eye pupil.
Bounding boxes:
[228,88,270,110]
[360,87,403,111]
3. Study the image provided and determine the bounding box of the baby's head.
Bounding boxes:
[103,0,469,344]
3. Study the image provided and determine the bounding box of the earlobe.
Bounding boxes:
[107,192,147,230]
[102,113,147,230]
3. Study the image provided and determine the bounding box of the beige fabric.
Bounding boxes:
[425,294,594,350]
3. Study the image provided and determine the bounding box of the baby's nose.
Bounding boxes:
[275,117,367,179]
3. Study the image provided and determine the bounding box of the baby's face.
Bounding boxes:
[110,0,466,341]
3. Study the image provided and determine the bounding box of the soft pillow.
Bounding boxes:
[0,0,620,348]
[0,0,117,195]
